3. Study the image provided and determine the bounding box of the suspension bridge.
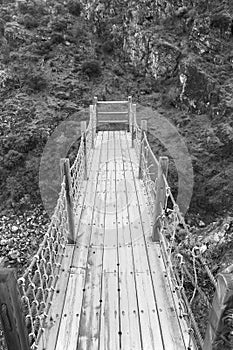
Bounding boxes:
[0,98,232,350]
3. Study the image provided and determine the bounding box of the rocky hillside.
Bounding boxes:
[0,0,233,346]
[0,0,232,222]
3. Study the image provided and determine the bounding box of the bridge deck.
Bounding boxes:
[39,131,190,350]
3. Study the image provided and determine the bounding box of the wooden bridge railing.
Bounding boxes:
[0,97,232,350]
[93,96,132,130]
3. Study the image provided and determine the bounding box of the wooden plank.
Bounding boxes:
[54,270,85,350]
[98,272,119,350]
[147,243,186,349]
[76,132,109,350]
[116,131,142,349]
[119,131,164,350]
[76,171,99,246]
[98,119,128,123]
[103,132,117,254]
[76,131,104,245]
[74,132,100,227]
[114,131,122,159]
[97,101,128,104]
[118,265,142,349]
[130,243,164,349]
[115,159,131,247]
[119,132,150,244]
[77,247,103,350]
[37,245,75,350]
[124,170,152,243]
[98,111,128,115]
[99,130,120,350]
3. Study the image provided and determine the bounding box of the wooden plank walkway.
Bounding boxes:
[38,131,190,350]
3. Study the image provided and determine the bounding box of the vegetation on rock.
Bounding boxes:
[81,60,102,78]
[67,0,82,17]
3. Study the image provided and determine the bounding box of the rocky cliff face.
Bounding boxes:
[84,0,233,219]
[124,1,233,115]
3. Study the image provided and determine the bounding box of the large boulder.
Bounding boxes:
[178,60,220,114]
[125,29,181,79]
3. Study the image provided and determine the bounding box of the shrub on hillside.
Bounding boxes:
[50,33,64,45]
[0,19,5,37]
[54,4,66,15]
[34,40,51,55]
[40,15,50,26]
[25,73,47,91]
[102,41,114,55]
[18,0,47,17]
[51,19,67,32]
[162,86,180,107]
[210,12,232,36]
[17,0,28,15]
[5,176,25,206]
[67,0,82,17]
[81,60,102,78]
[70,21,87,42]
[23,14,39,29]
[4,150,24,169]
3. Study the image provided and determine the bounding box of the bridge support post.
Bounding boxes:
[128,96,132,133]
[0,269,30,350]
[81,121,88,180]
[131,104,136,148]
[60,158,75,244]
[204,265,233,350]
[138,120,147,179]
[93,96,98,132]
[152,156,168,242]
[90,105,95,148]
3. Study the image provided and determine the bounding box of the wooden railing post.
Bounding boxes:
[90,105,95,148]
[0,269,30,350]
[204,265,233,350]
[138,120,147,179]
[81,121,87,180]
[131,104,136,148]
[128,96,132,133]
[93,96,98,132]
[60,158,75,244]
[152,156,168,242]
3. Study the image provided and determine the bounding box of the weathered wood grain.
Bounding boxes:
[42,129,195,350]
[37,245,75,350]
[76,131,108,350]
[116,131,142,350]
[120,131,164,350]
